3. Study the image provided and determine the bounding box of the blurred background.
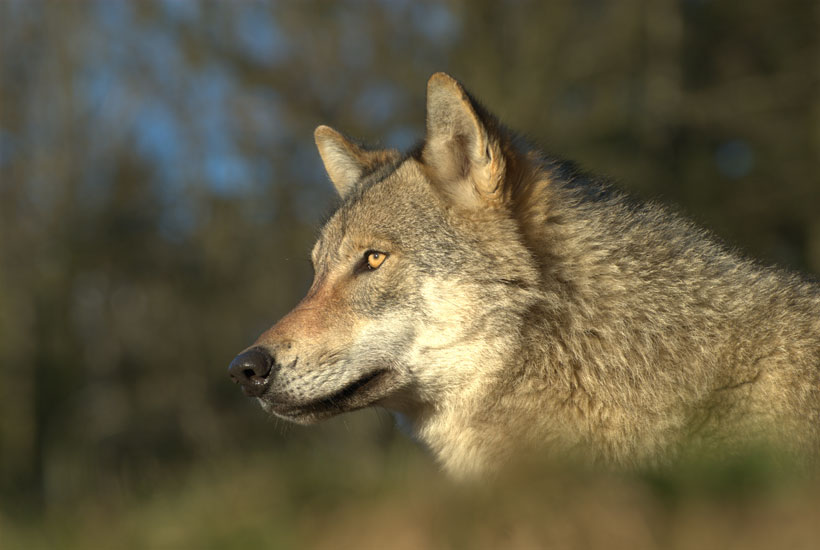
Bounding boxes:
[1,1,819,548]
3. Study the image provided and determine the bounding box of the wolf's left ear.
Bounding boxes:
[422,73,507,208]
[314,126,398,197]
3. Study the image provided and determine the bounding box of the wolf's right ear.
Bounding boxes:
[314,126,398,198]
[422,73,507,209]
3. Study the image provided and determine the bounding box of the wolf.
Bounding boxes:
[229,72,820,478]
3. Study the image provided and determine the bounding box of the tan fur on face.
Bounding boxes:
[256,275,339,345]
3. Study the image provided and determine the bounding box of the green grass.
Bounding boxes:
[4,435,820,550]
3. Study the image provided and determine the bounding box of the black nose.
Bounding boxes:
[228,348,274,397]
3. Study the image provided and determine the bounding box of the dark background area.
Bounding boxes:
[1,1,819,547]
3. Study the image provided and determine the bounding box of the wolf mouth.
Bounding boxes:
[270,368,393,421]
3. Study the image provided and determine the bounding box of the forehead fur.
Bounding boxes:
[318,158,445,251]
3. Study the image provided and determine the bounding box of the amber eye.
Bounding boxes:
[366,251,387,270]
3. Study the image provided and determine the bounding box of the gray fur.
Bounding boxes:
[236,73,820,478]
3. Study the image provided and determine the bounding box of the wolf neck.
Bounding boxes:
[404,156,819,477]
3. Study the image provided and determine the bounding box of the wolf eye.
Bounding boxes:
[365,251,387,270]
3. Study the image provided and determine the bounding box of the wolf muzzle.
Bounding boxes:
[228,348,276,397]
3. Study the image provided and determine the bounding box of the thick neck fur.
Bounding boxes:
[409,146,820,478]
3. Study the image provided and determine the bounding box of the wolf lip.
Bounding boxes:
[270,369,393,421]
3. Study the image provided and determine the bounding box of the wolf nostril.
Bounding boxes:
[228,348,274,397]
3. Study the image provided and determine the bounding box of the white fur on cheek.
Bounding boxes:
[408,278,512,400]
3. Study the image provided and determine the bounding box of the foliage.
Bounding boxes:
[0,1,818,546]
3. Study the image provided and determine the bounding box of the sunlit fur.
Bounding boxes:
[247,73,820,478]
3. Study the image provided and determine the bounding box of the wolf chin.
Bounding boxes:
[229,72,820,478]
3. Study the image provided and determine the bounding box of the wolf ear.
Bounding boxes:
[314,125,368,197]
[314,125,396,197]
[422,72,506,208]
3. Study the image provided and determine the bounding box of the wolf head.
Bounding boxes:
[229,73,540,425]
